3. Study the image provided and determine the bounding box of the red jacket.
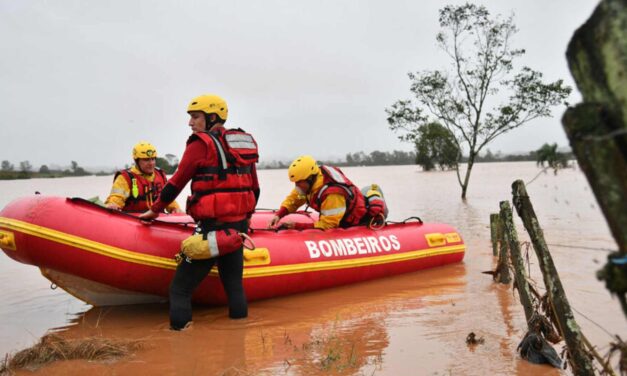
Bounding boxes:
[151,127,259,222]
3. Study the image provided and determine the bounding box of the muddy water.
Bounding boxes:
[1,163,624,375]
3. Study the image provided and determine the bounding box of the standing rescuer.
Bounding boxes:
[105,142,182,213]
[139,94,260,330]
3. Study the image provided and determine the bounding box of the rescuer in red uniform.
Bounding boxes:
[140,94,259,330]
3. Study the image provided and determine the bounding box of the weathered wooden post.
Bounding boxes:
[562,0,627,256]
[490,213,499,256]
[562,0,627,317]
[495,212,511,284]
[499,201,534,324]
[512,179,594,375]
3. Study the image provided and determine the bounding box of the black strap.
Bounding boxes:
[195,187,253,196]
[196,165,252,175]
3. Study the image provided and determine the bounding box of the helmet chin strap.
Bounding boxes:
[205,114,223,131]
[304,174,317,193]
[135,160,148,175]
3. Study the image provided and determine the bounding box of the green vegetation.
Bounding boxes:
[258,148,572,170]
[386,3,571,198]
[155,154,179,174]
[0,154,178,180]
[0,160,94,180]
[413,122,460,171]
[535,143,569,173]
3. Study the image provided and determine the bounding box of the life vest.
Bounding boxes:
[310,166,367,227]
[113,168,168,212]
[186,127,258,222]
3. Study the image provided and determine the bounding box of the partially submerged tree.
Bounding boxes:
[535,143,569,174]
[414,122,460,171]
[387,3,571,199]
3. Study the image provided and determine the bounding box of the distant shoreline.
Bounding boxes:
[0,160,575,180]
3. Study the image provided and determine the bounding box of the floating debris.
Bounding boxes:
[0,333,143,373]
[466,332,485,346]
[517,332,562,368]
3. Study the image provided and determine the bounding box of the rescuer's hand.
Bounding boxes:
[181,234,210,260]
[268,215,281,229]
[105,202,121,210]
[278,221,295,230]
[139,209,158,221]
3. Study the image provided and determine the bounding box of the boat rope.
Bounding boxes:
[386,216,423,225]
[240,233,256,250]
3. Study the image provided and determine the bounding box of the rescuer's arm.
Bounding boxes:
[149,141,204,214]
[268,188,307,228]
[293,194,346,230]
[104,175,130,210]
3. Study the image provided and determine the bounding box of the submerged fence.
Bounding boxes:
[489,179,624,375]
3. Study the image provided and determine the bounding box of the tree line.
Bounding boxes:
[0,157,179,180]
[257,146,569,170]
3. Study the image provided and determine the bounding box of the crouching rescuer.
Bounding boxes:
[268,155,388,230]
[139,94,259,330]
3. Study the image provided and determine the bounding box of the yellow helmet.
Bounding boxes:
[288,155,320,182]
[132,141,158,160]
[187,94,228,121]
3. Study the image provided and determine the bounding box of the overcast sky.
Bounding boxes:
[0,0,599,170]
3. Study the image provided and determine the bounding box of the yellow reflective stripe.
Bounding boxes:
[110,188,127,195]
[246,244,465,278]
[0,217,175,269]
[320,206,346,216]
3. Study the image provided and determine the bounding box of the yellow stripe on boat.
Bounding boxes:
[0,216,465,278]
[0,217,175,269]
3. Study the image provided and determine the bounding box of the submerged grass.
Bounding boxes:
[0,333,143,374]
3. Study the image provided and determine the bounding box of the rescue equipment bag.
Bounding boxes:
[361,184,388,226]
[177,229,254,263]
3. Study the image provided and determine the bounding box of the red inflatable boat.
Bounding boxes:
[0,195,465,306]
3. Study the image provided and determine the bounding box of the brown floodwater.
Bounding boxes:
[1,163,624,375]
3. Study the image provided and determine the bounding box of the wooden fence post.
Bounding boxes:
[490,213,499,256]
[495,212,512,284]
[499,201,534,325]
[512,179,594,375]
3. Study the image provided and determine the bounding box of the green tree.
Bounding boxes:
[70,161,88,176]
[19,160,32,172]
[413,122,460,171]
[1,160,14,171]
[154,153,179,174]
[39,165,50,174]
[18,160,32,178]
[386,3,571,199]
[536,143,569,173]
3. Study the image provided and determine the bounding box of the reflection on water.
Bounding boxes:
[1,163,625,375]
